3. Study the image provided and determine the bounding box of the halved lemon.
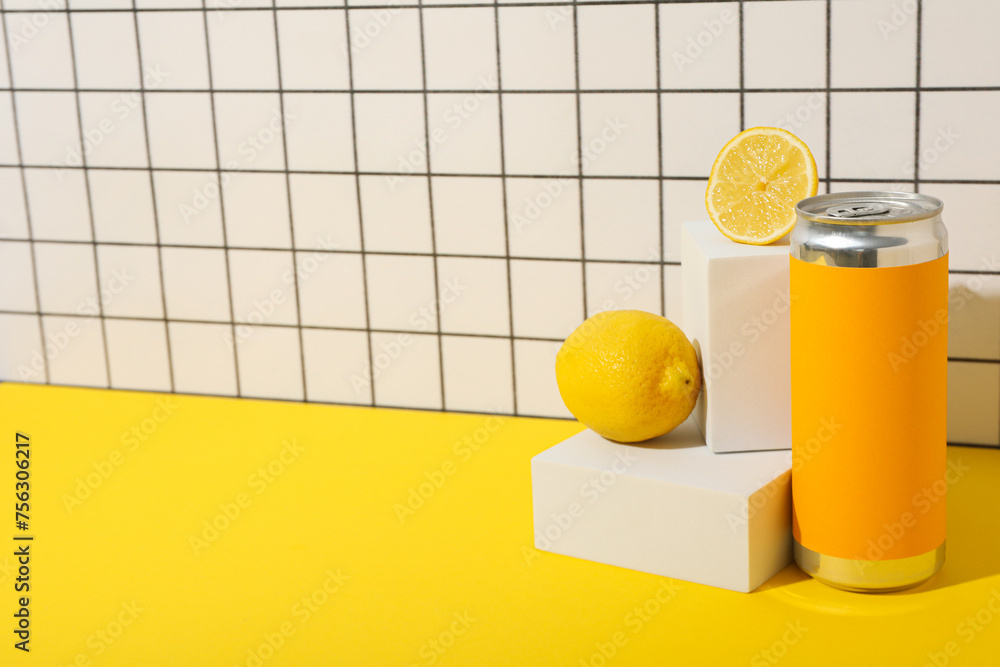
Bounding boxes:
[705,127,818,245]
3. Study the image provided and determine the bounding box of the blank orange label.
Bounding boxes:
[790,254,948,561]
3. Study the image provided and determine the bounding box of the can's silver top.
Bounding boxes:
[796,191,943,225]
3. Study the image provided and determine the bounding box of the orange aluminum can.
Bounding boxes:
[789,192,947,592]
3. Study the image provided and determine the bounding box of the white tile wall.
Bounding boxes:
[0,0,997,447]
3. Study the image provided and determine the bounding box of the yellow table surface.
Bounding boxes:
[2,383,999,666]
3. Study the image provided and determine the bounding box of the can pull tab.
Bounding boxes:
[825,203,891,218]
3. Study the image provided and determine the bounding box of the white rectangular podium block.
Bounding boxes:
[531,418,792,593]
[682,221,791,453]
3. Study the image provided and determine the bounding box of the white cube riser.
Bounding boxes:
[531,421,794,593]
[682,221,792,453]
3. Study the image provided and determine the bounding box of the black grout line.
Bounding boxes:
[654,1,665,317]
[0,10,48,385]
[416,0,448,412]
[4,85,1000,93]
[200,0,242,398]
[494,0,518,415]
[341,5,376,408]
[824,0,831,191]
[571,1,587,320]
[270,0,308,402]
[131,0,175,394]
[737,0,744,131]
[0,309,577,341]
[0,0,851,13]
[64,9,113,389]
[913,0,922,193]
[0,238,690,266]
[10,162,1000,186]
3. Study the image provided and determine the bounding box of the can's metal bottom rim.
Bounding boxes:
[794,540,945,593]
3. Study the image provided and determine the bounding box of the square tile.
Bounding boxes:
[160,247,232,322]
[78,92,149,168]
[296,252,367,329]
[15,92,81,166]
[426,93,502,175]
[436,256,509,336]
[136,11,211,89]
[506,176,581,259]
[353,93,425,173]
[145,93,218,169]
[663,263,683,325]
[71,12,141,89]
[221,172,292,248]
[234,325,304,401]
[745,92,827,180]
[579,93,657,177]
[365,254,437,331]
[423,8,498,90]
[948,273,1000,361]
[0,314,44,383]
[23,168,92,241]
[0,96,19,165]
[69,0,133,8]
[577,4,656,90]
[947,361,1000,446]
[4,0,67,7]
[442,336,514,414]
[431,176,507,257]
[370,331,441,410]
[212,92,286,171]
[358,174,433,253]
[34,243,98,315]
[585,262,662,318]
[289,174,361,252]
[661,93,741,177]
[659,2,740,90]
[301,329,371,405]
[136,0,201,7]
[829,92,915,181]
[0,169,29,240]
[830,0,916,88]
[502,94,578,176]
[8,12,74,88]
[0,26,7,88]
[498,6,575,90]
[168,321,239,396]
[227,249,298,326]
[923,0,1000,87]
[42,315,108,388]
[88,169,158,244]
[277,0,344,5]
[105,319,172,392]
[276,10,351,90]
[283,93,354,172]
[153,170,225,247]
[919,92,1000,181]
[920,184,1000,272]
[348,8,423,90]
[205,9,279,90]
[513,339,571,418]
[207,0,271,7]
[744,1,826,89]
[96,245,164,319]
[0,241,37,312]
[583,179,660,262]
[662,179,709,262]
[509,259,583,339]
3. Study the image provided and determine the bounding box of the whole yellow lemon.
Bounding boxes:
[555,310,702,443]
